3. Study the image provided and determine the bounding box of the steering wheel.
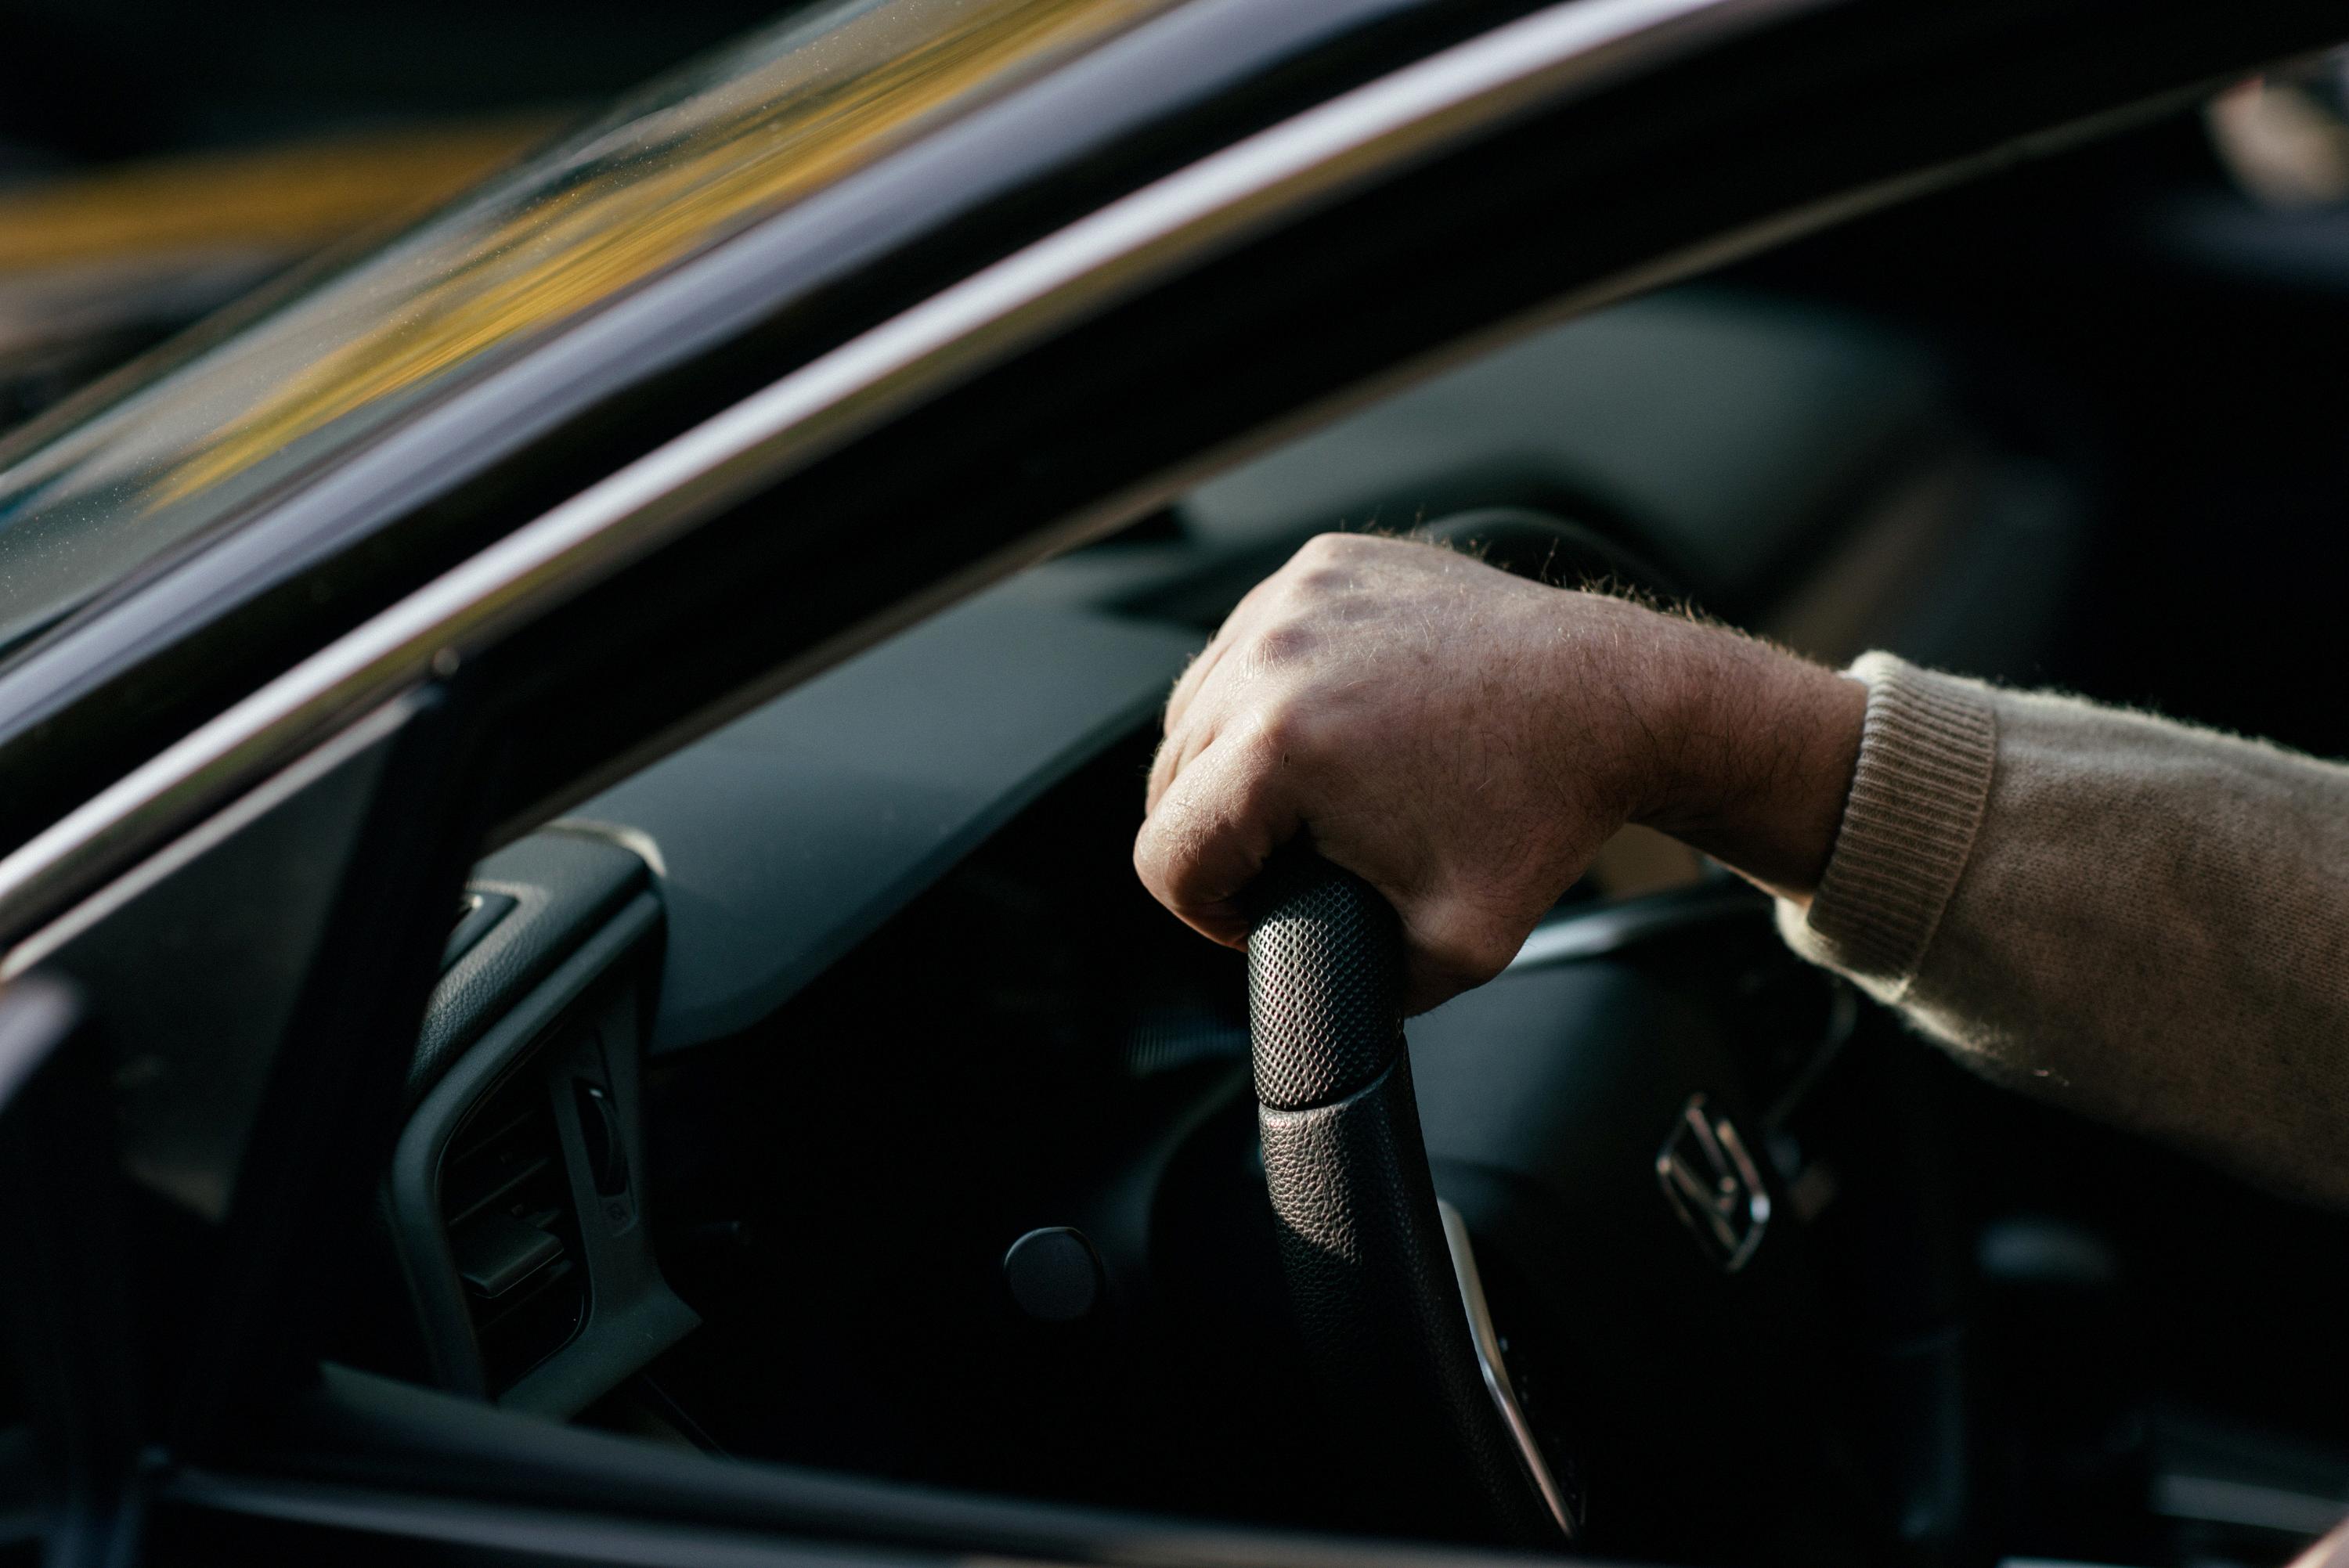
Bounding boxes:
[1248,850,1577,1548]
[1243,506,1661,1547]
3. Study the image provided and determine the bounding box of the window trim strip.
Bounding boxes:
[0,0,1824,951]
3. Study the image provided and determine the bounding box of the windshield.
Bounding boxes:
[0,0,1174,657]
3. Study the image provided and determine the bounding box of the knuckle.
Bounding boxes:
[1131,825,1167,889]
[1248,701,1326,768]
[1138,798,1209,895]
[1292,532,1372,575]
[1248,619,1317,668]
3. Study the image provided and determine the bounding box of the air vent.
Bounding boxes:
[441,1063,586,1392]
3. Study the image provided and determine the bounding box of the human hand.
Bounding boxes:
[1134,533,1864,1012]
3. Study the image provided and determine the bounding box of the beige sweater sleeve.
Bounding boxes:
[1777,653,2349,1209]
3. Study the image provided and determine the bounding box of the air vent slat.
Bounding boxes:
[444,1152,561,1231]
[441,1054,586,1393]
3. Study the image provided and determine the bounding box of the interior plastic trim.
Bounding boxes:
[1435,1199,1577,1541]
[388,890,684,1404]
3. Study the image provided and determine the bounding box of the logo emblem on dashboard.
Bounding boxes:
[1656,1093,1770,1273]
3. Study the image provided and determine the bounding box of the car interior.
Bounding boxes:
[67,70,2349,1568]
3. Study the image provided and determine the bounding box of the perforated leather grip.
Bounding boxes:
[1248,853,1561,1546]
[1247,855,1405,1111]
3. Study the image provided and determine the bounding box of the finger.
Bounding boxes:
[1161,561,1300,739]
[1397,925,1488,1018]
[1144,707,1218,816]
[1388,877,1533,1016]
[1162,636,1234,747]
[1134,730,1301,950]
[1148,629,1267,816]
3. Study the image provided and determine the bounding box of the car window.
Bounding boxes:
[0,0,1182,661]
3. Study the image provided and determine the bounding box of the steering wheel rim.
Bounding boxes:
[1247,849,1576,1547]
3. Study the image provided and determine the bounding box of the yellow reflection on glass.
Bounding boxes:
[0,0,1181,650]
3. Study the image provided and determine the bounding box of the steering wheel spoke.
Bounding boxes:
[1247,850,1574,1548]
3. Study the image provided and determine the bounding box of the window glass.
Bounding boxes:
[0,0,1180,658]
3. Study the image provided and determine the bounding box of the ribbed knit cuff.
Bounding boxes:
[1799,653,1998,989]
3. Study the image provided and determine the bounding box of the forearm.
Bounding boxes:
[1780,655,2349,1208]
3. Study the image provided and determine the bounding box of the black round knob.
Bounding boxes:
[1002,1227,1102,1323]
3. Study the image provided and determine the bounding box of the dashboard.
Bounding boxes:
[365,285,2090,1542]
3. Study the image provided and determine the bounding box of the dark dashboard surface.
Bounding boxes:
[384,281,2007,1463]
[567,592,1200,1051]
[561,287,2037,1058]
